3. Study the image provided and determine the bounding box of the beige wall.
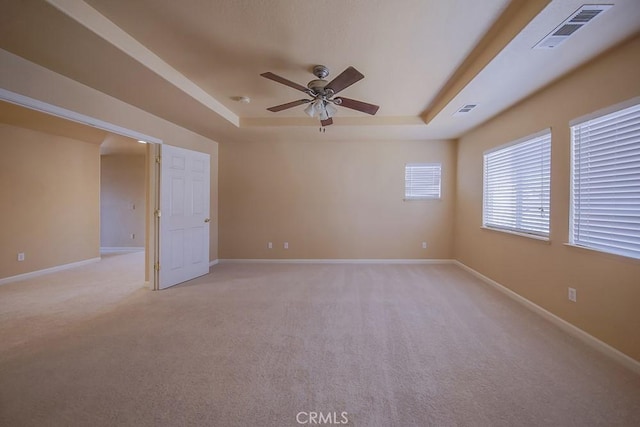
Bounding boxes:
[220,139,456,259]
[0,124,100,279]
[0,49,219,263]
[100,154,146,248]
[454,35,640,361]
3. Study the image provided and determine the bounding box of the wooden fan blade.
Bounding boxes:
[261,72,309,93]
[321,117,333,127]
[267,99,311,112]
[335,97,380,115]
[325,66,364,95]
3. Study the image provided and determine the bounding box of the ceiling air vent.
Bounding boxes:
[454,104,478,115]
[534,4,612,49]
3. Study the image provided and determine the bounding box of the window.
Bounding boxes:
[483,131,551,237]
[570,102,640,259]
[404,163,441,200]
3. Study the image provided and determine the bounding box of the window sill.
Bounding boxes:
[403,198,441,201]
[563,243,640,265]
[481,226,550,243]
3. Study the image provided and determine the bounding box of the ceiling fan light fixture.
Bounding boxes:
[326,102,337,117]
[318,108,329,121]
[305,99,333,120]
[304,102,316,117]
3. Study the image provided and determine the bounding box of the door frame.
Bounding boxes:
[1,88,163,290]
[148,142,161,290]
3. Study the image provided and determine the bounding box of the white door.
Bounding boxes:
[159,144,210,289]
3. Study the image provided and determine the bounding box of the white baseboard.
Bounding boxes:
[452,260,640,375]
[209,259,219,267]
[219,258,455,265]
[0,257,101,286]
[100,247,145,253]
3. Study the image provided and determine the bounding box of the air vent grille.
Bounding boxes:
[570,9,603,23]
[454,104,478,115]
[534,4,612,49]
[553,24,582,36]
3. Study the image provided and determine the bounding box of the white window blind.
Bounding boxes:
[570,103,640,259]
[405,163,441,199]
[483,131,551,237]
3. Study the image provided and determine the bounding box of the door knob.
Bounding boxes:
[204,218,211,223]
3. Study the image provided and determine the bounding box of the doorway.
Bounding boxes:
[98,135,148,287]
[99,135,147,254]
[0,90,161,289]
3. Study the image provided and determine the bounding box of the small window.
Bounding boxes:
[483,131,551,237]
[570,102,640,259]
[404,163,441,200]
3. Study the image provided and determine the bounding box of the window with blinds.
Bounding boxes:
[570,102,640,259]
[483,131,551,237]
[404,163,441,200]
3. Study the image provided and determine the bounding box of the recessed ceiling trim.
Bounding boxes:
[45,0,240,127]
[0,88,163,144]
[421,0,551,125]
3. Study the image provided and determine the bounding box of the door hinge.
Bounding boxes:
[154,262,160,271]
[155,155,161,164]
[154,209,161,218]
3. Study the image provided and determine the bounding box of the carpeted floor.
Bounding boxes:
[1,254,639,426]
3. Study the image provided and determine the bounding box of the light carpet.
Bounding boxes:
[1,254,639,426]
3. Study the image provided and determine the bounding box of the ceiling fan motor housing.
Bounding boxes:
[307,79,329,94]
[308,65,333,97]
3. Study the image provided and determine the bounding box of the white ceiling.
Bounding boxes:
[0,0,639,143]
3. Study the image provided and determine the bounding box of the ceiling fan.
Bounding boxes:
[261,65,380,126]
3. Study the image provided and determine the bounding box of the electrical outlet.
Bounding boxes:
[568,287,577,303]
[422,242,427,249]
[284,242,289,249]
[268,242,273,249]
[17,252,25,262]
